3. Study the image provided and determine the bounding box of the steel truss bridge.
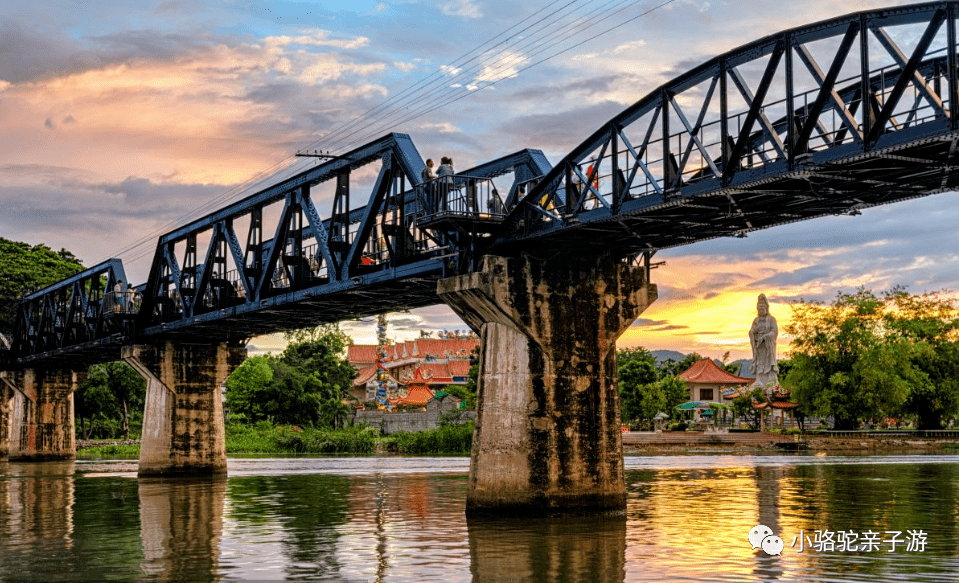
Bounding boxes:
[7,1,959,368]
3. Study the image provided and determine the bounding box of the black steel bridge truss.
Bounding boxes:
[8,2,959,368]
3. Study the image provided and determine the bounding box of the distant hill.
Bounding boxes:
[650,350,685,364]
[648,350,755,378]
[728,359,755,378]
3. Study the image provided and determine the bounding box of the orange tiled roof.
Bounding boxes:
[347,338,479,366]
[352,366,401,387]
[448,360,472,377]
[348,345,378,365]
[391,385,435,407]
[678,358,752,385]
[353,365,376,385]
[413,338,479,358]
[417,362,453,382]
[752,400,798,409]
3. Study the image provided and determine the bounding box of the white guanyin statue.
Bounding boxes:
[749,293,779,392]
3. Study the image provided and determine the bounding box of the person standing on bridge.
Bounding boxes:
[437,157,454,212]
[421,158,435,182]
[113,280,123,313]
[422,159,436,213]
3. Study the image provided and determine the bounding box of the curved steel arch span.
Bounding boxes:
[9,2,959,367]
[493,1,959,256]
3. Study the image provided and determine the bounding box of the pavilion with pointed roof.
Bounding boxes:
[678,358,753,405]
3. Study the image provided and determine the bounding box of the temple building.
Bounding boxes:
[347,334,479,403]
[678,358,753,404]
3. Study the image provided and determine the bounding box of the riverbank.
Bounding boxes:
[76,421,474,458]
[77,430,959,458]
[621,431,959,454]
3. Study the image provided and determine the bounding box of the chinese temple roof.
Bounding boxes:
[678,358,752,385]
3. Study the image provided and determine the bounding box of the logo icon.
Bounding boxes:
[749,524,782,556]
[761,535,784,556]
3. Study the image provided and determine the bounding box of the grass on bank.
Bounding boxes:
[76,444,140,459]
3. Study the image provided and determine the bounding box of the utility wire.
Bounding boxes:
[333,0,650,153]
[112,0,678,270]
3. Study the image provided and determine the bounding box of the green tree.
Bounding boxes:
[656,376,690,416]
[733,386,766,429]
[74,361,146,440]
[785,288,959,430]
[0,238,84,335]
[657,352,701,379]
[466,345,479,395]
[224,356,275,422]
[884,289,959,429]
[442,384,475,409]
[225,327,357,428]
[617,348,660,425]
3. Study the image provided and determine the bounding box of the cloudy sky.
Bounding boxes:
[2,0,952,358]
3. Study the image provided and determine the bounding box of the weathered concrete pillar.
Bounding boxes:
[0,372,16,458]
[4,369,77,461]
[438,255,656,515]
[123,342,246,476]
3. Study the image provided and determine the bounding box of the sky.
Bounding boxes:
[2,0,954,360]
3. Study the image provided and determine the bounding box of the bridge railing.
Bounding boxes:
[493,2,959,252]
[416,174,508,225]
[102,291,141,316]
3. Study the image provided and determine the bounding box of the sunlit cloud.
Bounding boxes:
[441,0,483,19]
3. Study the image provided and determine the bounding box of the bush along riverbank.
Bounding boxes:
[381,422,474,455]
[226,422,379,454]
[76,441,141,459]
[75,421,476,457]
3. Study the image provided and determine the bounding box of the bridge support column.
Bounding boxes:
[438,255,656,516]
[123,342,246,477]
[4,369,77,461]
[0,372,17,458]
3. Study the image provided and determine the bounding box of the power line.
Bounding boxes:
[109,0,602,267]
[112,0,679,271]
[334,0,674,152]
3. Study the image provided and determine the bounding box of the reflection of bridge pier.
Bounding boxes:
[754,466,785,581]
[468,516,626,582]
[3,370,78,461]
[0,461,76,548]
[124,342,245,476]
[439,255,655,515]
[138,477,225,580]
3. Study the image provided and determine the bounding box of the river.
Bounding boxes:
[0,453,957,582]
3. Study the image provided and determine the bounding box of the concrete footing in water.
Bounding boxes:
[124,342,246,477]
[438,255,657,516]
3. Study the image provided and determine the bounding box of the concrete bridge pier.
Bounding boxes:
[1,369,78,461]
[0,373,14,458]
[123,342,246,477]
[438,255,657,516]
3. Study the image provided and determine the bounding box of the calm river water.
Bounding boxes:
[1,454,958,582]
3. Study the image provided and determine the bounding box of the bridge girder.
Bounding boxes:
[12,2,959,366]
[493,1,959,257]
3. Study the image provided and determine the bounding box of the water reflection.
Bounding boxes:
[0,456,958,582]
[467,515,626,583]
[139,477,225,581]
[0,461,75,550]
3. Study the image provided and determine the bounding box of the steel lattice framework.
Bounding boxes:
[7,2,959,368]
[494,1,959,257]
